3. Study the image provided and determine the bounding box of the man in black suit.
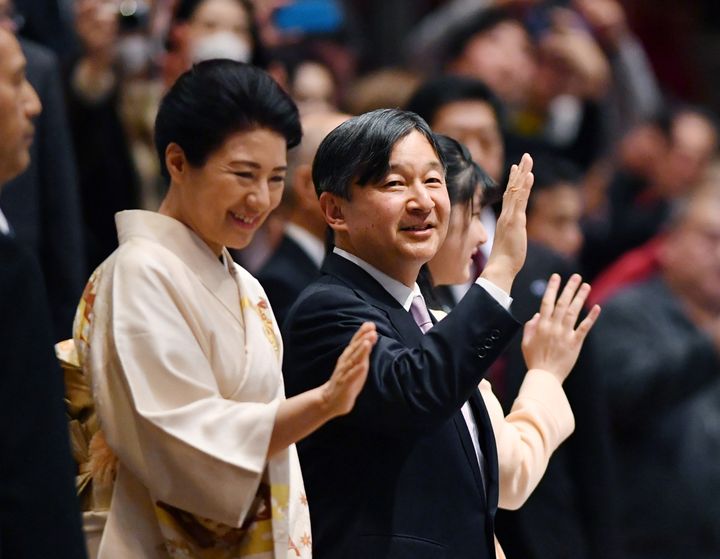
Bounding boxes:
[0,25,86,341]
[0,27,87,558]
[282,109,598,558]
[258,111,348,326]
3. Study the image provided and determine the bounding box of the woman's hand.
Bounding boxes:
[521,274,601,383]
[321,322,378,417]
[481,153,534,294]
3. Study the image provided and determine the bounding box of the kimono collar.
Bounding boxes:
[115,210,240,317]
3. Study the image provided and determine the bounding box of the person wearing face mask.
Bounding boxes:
[419,132,579,559]
[73,60,377,559]
[163,0,263,86]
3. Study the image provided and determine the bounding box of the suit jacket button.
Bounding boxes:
[478,348,488,358]
[490,329,501,340]
[483,341,493,349]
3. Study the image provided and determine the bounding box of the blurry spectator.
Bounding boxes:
[13,0,77,58]
[0,0,86,341]
[66,0,141,275]
[257,111,349,326]
[163,0,265,85]
[573,0,663,143]
[582,106,718,278]
[592,185,720,559]
[290,59,337,115]
[343,67,421,115]
[267,44,339,115]
[408,74,620,559]
[526,154,584,261]
[443,7,537,111]
[0,25,87,559]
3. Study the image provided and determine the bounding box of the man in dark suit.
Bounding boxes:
[0,27,87,558]
[282,109,599,558]
[258,111,348,326]
[0,29,86,341]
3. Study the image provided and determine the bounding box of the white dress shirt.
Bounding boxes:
[0,208,11,236]
[333,247,513,491]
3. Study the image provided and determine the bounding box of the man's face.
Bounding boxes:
[326,130,450,286]
[451,21,536,107]
[0,29,41,185]
[432,100,504,181]
[526,183,584,259]
[661,197,720,312]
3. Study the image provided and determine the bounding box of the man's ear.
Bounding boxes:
[319,192,347,232]
[165,143,189,184]
[294,164,315,209]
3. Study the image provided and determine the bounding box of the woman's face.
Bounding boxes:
[168,127,287,255]
[187,0,253,60]
[427,188,488,285]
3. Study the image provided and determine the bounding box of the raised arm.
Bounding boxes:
[481,153,534,295]
[484,274,601,508]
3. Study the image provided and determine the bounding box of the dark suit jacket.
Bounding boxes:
[256,233,320,328]
[0,234,87,558]
[493,243,620,559]
[0,39,86,341]
[282,252,520,559]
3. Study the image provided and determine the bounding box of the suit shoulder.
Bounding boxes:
[285,275,385,327]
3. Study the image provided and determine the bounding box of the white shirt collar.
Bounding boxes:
[0,208,10,236]
[285,222,325,268]
[333,247,420,311]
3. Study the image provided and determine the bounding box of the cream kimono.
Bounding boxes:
[75,210,311,559]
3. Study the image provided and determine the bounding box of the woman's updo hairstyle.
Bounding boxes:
[154,59,301,182]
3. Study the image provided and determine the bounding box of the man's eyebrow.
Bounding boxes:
[388,161,443,172]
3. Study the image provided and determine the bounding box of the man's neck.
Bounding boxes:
[334,240,421,288]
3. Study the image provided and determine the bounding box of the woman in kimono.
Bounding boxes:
[73,60,377,559]
[419,135,600,559]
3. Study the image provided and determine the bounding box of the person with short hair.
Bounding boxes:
[257,111,349,327]
[77,60,377,559]
[282,108,599,559]
[0,26,87,559]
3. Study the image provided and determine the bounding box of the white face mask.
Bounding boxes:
[190,31,252,64]
[118,34,155,74]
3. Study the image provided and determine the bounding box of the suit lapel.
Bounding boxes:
[453,411,487,506]
[469,391,499,512]
[322,253,423,346]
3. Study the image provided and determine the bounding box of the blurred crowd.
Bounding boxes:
[2,0,719,558]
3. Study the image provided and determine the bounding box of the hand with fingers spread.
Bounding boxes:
[321,322,378,417]
[482,153,534,294]
[521,273,601,383]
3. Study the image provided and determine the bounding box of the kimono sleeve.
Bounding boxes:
[93,249,279,527]
[479,370,574,510]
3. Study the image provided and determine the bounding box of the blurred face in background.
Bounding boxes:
[660,195,720,313]
[0,29,41,185]
[449,21,536,107]
[527,182,584,259]
[431,100,504,182]
[652,111,717,198]
[187,0,253,63]
[428,188,487,285]
[291,61,336,116]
